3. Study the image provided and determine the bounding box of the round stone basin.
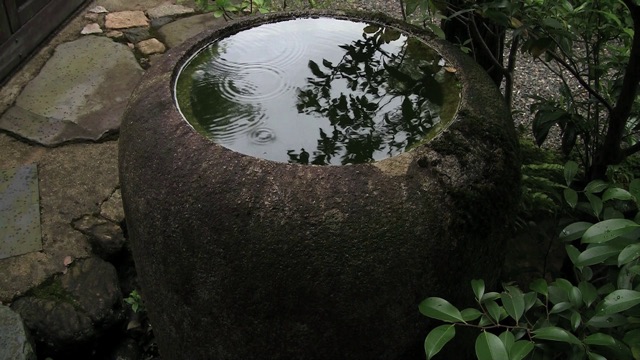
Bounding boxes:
[119,11,520,360]
[174,17,461,165]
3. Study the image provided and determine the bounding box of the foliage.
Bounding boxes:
[420,163,640,359]
[189,0,271,19]
[401,0,640,180]
[124,289,145,313]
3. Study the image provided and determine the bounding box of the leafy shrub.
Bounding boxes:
[420,163,640,359]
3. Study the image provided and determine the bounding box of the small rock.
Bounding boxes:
[106,30,124,39]
[146,4,195,19]
[80,23,102,35]
[89,5,108,13]
[105,11,149,29]
[0,305,37,360]
[84,12,99,21]
[100,189,125,223]
[72,215,126,258]
[136,38,166,55]
[122,27,152,43]
[127,43,135,49]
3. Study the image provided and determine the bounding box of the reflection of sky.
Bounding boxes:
[177,18,445,164]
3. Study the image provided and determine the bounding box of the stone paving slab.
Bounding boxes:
[0,36,143,146]
[158,13,223,48]
[0,164,42,260]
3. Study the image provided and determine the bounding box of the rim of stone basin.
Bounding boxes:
[123,9,512,175]
[171,12,461,166]
[169,10,466,167]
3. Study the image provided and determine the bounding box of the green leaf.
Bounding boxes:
[549,301,573,314]
[472,279,485,301]
[587,314,628,328]
[560,222,593,242]
[603,188,634,202]
[425,23,445,39]
[582,219,640,244]
[623,329,640,358]
[530,279,548,297]
[596,290,640,315]
[579,281,598,307]
[576,245,621,266]
[481,292,501,302]
[619,243,640,266]
[499,331,514,351]
[502,286,525,323]
[475,332,509,360]
[585,180,609,193]
[533,326,582,346]
[484,300,502,323]
[566,245,581,267]
[564,188,578,208]
[570,310,581,331]
[419,297,464,322]
[424,324,455,360]
[587,352,607,360]
[461,308,483,322]
[586,192,603,218]
[584,333,617,346]
[629,179,640,203]
[564,161,579,186]
[510,341,534,360]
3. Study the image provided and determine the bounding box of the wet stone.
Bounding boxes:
[105,11,149,29]
[0,36,143,146]
[158,13,223,48]
[80,23,102,35]
[146,3,194,19]
[0,164,42,260]
[72,215,125,258]
[10,258,123,350]
[136,38,165,55]
[122,27,151,43]
[0,305,36,360]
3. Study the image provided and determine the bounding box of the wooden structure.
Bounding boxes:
[0,0,87,82]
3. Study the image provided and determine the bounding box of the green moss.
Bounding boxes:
[28,276,80,310]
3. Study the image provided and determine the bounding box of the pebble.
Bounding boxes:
[136,38,166,55]
[80,23,102,35]
[105,11,149,29]
[89,5,109,14]
[106,30,124,39]
[84,12,99,21]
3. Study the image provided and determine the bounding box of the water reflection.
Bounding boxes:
[175,18,460,165]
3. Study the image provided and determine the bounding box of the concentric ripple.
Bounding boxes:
[175,17,461,165]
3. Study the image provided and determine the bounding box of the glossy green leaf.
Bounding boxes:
[623,329,640,357]
[478,314,493,327]
[560,222,593,242]
[629,179,640,203]
[579,281,598,307]
[584,333,617,346]
[510,341,534,360]
[564,160,579,186]
[564,188,578,208]
[472,279,485,301]
[425,23,445,39]
[530,279,548,297]
[587,352,607,360]
[570,310,581,331]
[586,192,603,218]
[419,297,464,322]
[596,290,640,315]
[523,292,539,311]
[502,286,525,322]
[585,180,609,194]
[499,331,514,351]
[568,286,582,307]
[549,301,573,314]
[461,308,483,322]
[475,332,509,360]
[576,245,621,266]
[424,324,455,360]
[587,313,628,328]
[566,245,582,266]
[481,292,501,302]
[484,300,502,323]
[582,219,640,244]
[603,188,634,202]
[533,326,582,346]
[618,243,640,266]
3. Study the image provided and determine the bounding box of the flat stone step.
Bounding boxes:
[0,164,42,260]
